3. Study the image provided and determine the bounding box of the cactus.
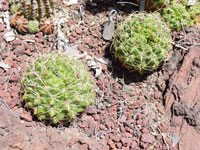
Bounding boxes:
[9,0,54,34]
[113,12,172,74]
[10,13,28,33]
[40,17,54,34]
[21,53,95,124]
[170,0,188,5]
[9,0,54,20]
[145,0,170,11]
[10,3,21,14]
[28,20,40,33]
[187,2,200,19]
[162,4,193,31]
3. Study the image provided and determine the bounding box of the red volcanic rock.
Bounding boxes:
[0,23,5,32]
[141,133,156,144]
[79,144,89,150]
[164,47,200,150]
[67,20,77,26]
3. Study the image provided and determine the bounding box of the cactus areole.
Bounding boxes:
[113,12,172,74]
[9,0,55,34]
[21,54,95,124]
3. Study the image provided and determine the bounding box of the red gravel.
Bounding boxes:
[0,0,200,149]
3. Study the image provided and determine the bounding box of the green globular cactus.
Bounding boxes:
[28,20,40,33]
[21,54,95,124]
[113,12,172,74]
[145,0,170,11]
[10,3,21,14]
[162,4,193,31]
[187,2,200,19]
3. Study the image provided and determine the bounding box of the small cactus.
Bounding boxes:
[145,0,170,11]
[10,13,28,33]
[162,4,193,31]
[113,12,172,74]
[9,0,54,34]
[187,2,200,19]
[28,20,40,33]
[10,3,21,14]
[21,53,95,124]
[40,17,54,34]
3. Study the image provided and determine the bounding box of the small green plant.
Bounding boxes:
[28,20,39,33]
[169,0,200,25]
[162,4,193,31]
[113,12,172,74]
[187,2,200,19]
[145,0,170,11]
[10,3,21,14]
[21,53,95,124]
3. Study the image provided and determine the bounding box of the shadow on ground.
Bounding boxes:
[85,0,139,14]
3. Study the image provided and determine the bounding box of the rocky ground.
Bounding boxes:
[0,0,200,150]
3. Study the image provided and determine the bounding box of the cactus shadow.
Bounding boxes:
[104,43,159,84]
[85,0,138,15]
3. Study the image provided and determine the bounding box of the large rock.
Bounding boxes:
[0,103,101,150]
[164,46,200,150]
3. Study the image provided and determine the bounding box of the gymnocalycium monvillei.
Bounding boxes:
[21,53,95,124]
[113,12,172,74]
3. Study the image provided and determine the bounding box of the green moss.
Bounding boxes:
[21,54,95,124]
[113,12,172,74]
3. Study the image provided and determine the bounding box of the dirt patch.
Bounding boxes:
[0,101,101,150]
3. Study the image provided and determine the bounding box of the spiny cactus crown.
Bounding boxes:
[113,12,172,74]
[28,20,39,33]
[162,4,193,31]
[21,53,95,124]
[168,0,200,24]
